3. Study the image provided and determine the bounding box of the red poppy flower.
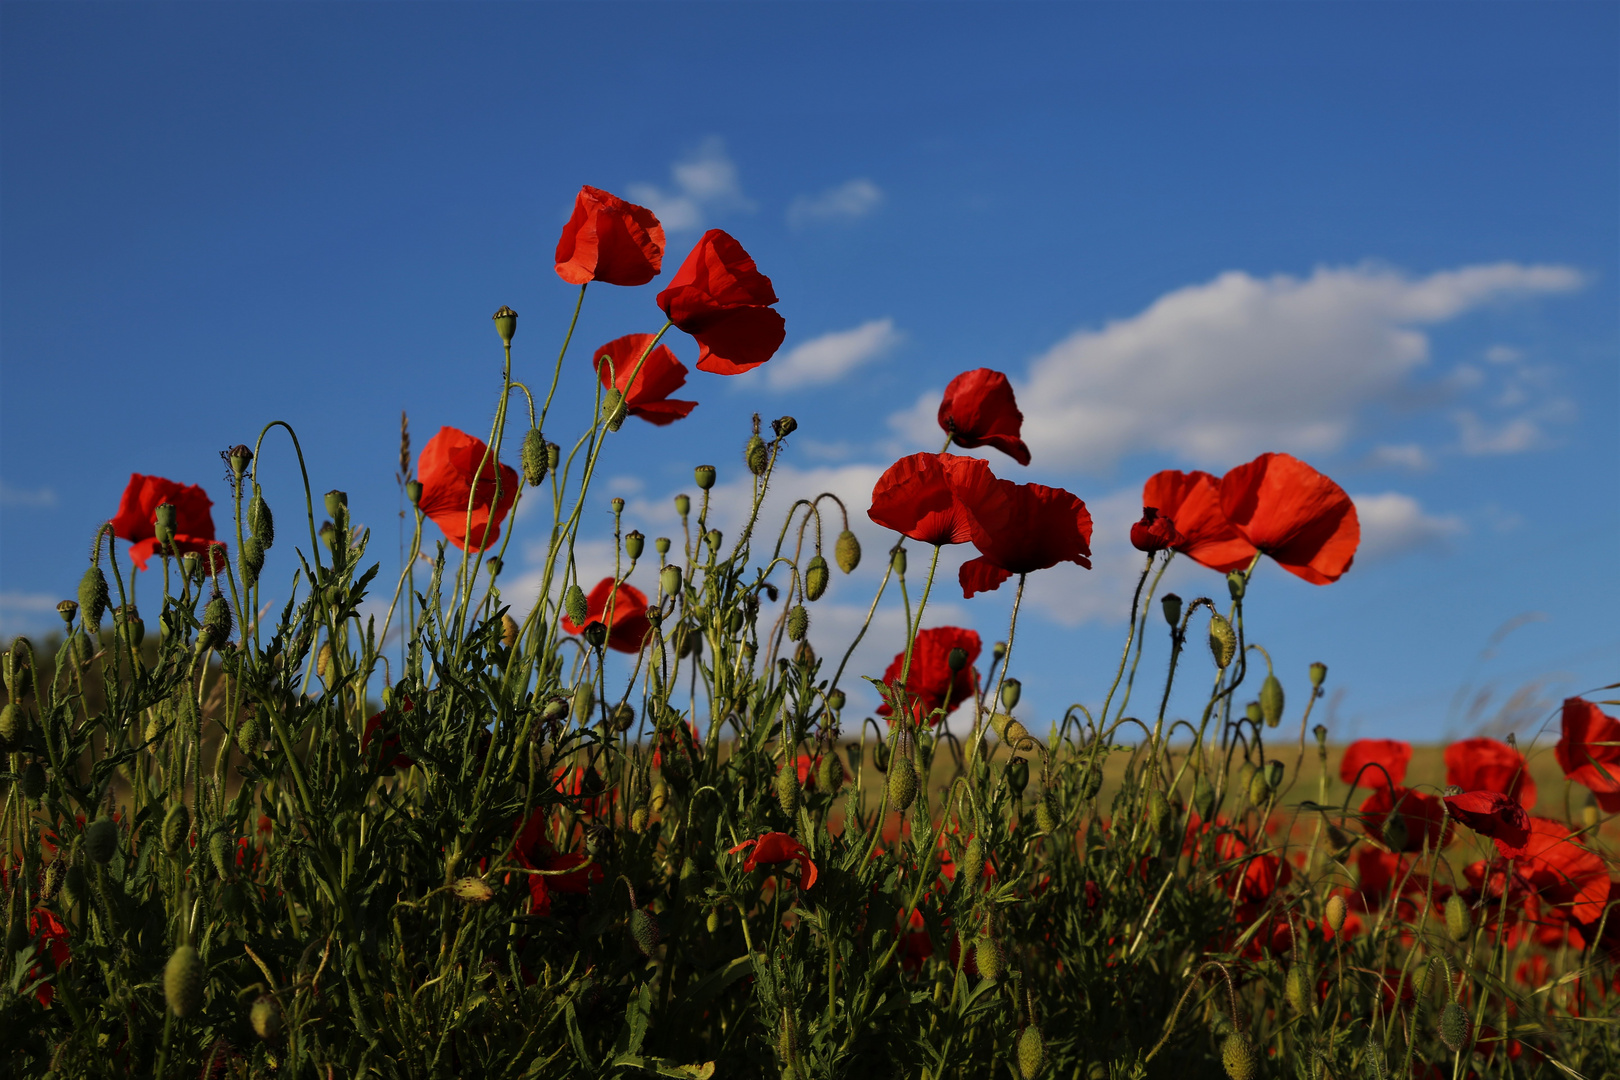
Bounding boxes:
[937,368,1030,466]
[1556,697,1620,810]
[1445,790,1531,859]
[416,426,520,552]
[561,578,650,654]
[655,229,785,375]
[1213,831,1290,903]
[1218,453,1359,585]
[111,473,220,571]
[1480,817,1610,924]
[875,626,981,724]
[511,811,603,916]
[728,831,818,889]
[554,185,665,287]
[1359,785,1452,852]
[867,453,990,546]
[952,474,1093,598]
[1340,739,1412,789]
[1140,470,1257,573]
[1445,737,1536,810]
[362,693,416,769]
[26,907,71,1006]
[593,333,697,425]
[1129,507,1185,553]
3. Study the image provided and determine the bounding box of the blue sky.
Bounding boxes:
[2,2,1614,745]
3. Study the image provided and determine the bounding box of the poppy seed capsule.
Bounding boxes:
[78,565,109,629]
[1445,894,1472,941]
[890,546,907,576]
[804,555,830,601]
[0,703,21,745]
[153,502,178,547]
[564,584,588,625]
[1324,894,1348,935]
[1439,1001,1471,1054]
[772,415,797,438]
[888,755,918,811]
[165,945,205,1017]
[492,305,517,344]
[250,995,282,1041]
[694,465,716,490]
[85,816,118,864]
[629,908,660,957]
[1161,592,1183,628]
[974,936,1004,981]
[1309,661,1327,687]
[1260,674,1285,727]
[745,434,768,476]
[786,605,809,642]
[1208,614,1236,669]
[56,599,78,625]
[835,529,860,573]
[992,712,1032,748]
[1006,758,1029,799]
[1220,1033,1257,1080]
[521,428,548,487]
[625,530,645,561]
[1226,571,1246,602]
[1017,1026,1045,1080]
[827,688,846,711]
[999,678,1021,710]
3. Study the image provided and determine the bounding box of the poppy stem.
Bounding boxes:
[537,283,587,434]
[828,554,896,696]
[897,545,943,704]
[1099,552,1155,732]
[970,573,1027,767]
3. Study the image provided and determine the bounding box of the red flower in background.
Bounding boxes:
[593,333,697,425]
[656,229,785,375]
[1446,790,1531,858]
[1340,739,1411,789]
[1556,697,1620,811]
[1140,470,1257,573]
[26,908,71,1006]
[728,831,818,889]
[1219,453,1359,584]
[1213,831,1290,903]
[1359,785,1452,852]
[554,185,665,287]
[1446,737,1536,810]
[867,453,990,546]
[954,475,1093,598]
[511,811,603,916]
[561,578,651,654]
[111,474,220,571]
[1129,507,1185,553]
[937,368,1031,466]
[876,626,981,724]
[1469,817,1610,925]
[416,426,520,552]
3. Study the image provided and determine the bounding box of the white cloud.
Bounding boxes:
[1484,345,1525,365]
[787,178,884,228]
[893,262,1582,473]
[627,136,752,233]
[764,318,903,391]
[1454,410,1544,455]
[1365,443,1432,471]
[0,480,57,507]
[1350,492,1465,561]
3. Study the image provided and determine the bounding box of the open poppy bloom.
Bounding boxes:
[1140,470,1257,573]
[867,453,990,546]
[952,474,1092,598]
[937,368,1030,466]
[511,811,604,916]
[1340,738,1412,789]
[1218,453,1359,584]
[1468,817,1611,925]
[1359,785,1452,852]
[1129,507,1185,553]
[26,907,71,1006]
[593,333,697,425]
[1445,790,1531,858]
[728,831,818,889]
[1445,737,1536,810]
[875,625,981,724]
[416,426,520,552]
[554,185,665,287]
[111,473,220,571]
[1555,697,1620,811]
[362,691,416,770]
[655,229,785,375]
[561,578,650,654]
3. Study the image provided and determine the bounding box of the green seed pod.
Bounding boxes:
[629,908,660,957]
[1445,894,1472,942]
[804,555,830,602]
[744,434,768,476]
[1006,758,1030,799]
[1383,810,1409,852]
[153,502,178,548]
[1079,765,1103,801]
[1208,614,1236,668]
[492,304,517,344]
[775,764,801,817]
[200,595,232,650]
[1161,592,1183,628]
[962,837,984,891]
[163,803,191,856]
[85,816,118,865]
[623,530,645,562]
[564,585,588,626]
[572,682,594,724]
[1309,661,1327,688]
[659,564,682,598]
[786,605,809,642]
[451,877,494,904]
[250,995,282,1041]
[1225,571,1246,602]
[1220,1033,1257,1080]
[56,599,78,625]
[1193,774,1216,820]
[1035,793,1058,833]
[974,936,1004,981]
[1147,788,1170,833]
[602,389,628,431]
[992,712,1032,748]
[1017,1026,1046,1080]
[1260,674,1285,727]
[888,755,918,811]
[248,492,274,549]
[78,565,109,629]
[165,945,205,1017]
[694,464,716,490]
[1438,1001,1471,1054]
[834,529,861,573]
[999,678,1021,710]
[890,546,907,576]
[1324,894,1348,935]
[817,753,844,794]
[827,688,846,711]
[21,761,46,800]
[1286,964,1312,1015]
[209,829,233,880]
[239,535,265,588]
[704,528,723,553]
[405,480,423,506]
[0,703,23,745]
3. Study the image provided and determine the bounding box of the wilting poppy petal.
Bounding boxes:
[868,453,989,546]
[554,185,665,287]
[1130,506,1184,553]
[938,368,1030,466]
[1445,737,1536,810]
[416,426,520,552]
[1219,453,1359,584]
[1445,790,1531,858]
[1360,785,1452,852]
[656,230,784,375]
[561,578,650,654]
[876,626,981,723]
[593,334,697,425]
[1340,739,1412,789]
[111,474,220,571]
[1141,470,1256,573]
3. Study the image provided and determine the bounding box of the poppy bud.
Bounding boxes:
[1147,788,1170,833]
[86,815,117,864]
[500,614,519,649]
[1079,765,1103,801]
[1324,894,1348,935]
[705,908,720,934]
[1313,724,1328,748]
[324,489,347,519]
[1220,1033,1257,1080]
[1582,791,1601,829]
[565,585,588,625]
[804,555,830,601]
[835,529,861,573]
[60,863,89,910]
[649,780,669,815]
[1007,758,1030,799]
[611,703,636,733]
[520,428,549,487]
[772,415,797,438]
[786,605,809,642]
[0,703,22,746]
[1017,1026,1046,1080]
[602,389,628,431]
[992,712,1032,749]
[1260,674,1284,727]
[660,565,682,597]
[1035,792,1058,833]
[694,465,716,490]
[452,877,494,904]
[997,678,1021,711]
[775,763,801,817]
[162,802,189,856]
[827,688,846,711]
[165,945,206,1017]
[1382,811,1408,851]
[993,640,1007,660]
[21,761,46,800]
[1247,769,1270,806]
[572,682,595,722]
[79,565,109,629]
[492,305,517,344]
[962,837,985,891]
[1226,571,1246,602]
[1444,894,1471,942]
[1191,775,1215,821]
[209,829,233,880]
[240,536,266,588]
[154,502,178,548]
[1161,592,1182,628]
[745,434,768,476]
[818,752,845,794]
[1208,614,1236,669]
[1309,662,1327,688]
[250,996,282,1042]
[236,709,261,755]
[41,858,66,901]
[942,647,968,674]
[1245,701,1263,725]
[888,754,918,811]
[629,908,660,956]
[1438,1001,1471,1054]
[1265,760,1284,790]
[1129,506,1179,553]
[630,808,649,833]
[200,594,232,650]
[56,599,78,625]
[1285,965,1312,1015]
[975,936,1004,981]
[705,529,723,553]
[2,640,31,700]
[316,644,333,683]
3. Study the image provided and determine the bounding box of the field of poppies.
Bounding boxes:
[3,184,1618,1079]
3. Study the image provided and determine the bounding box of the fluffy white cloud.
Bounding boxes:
[765,318,903,390]
[1350,492,1465,561]
[892,262,1581,473]
[787,178,884,228]
[627,136,752,232]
